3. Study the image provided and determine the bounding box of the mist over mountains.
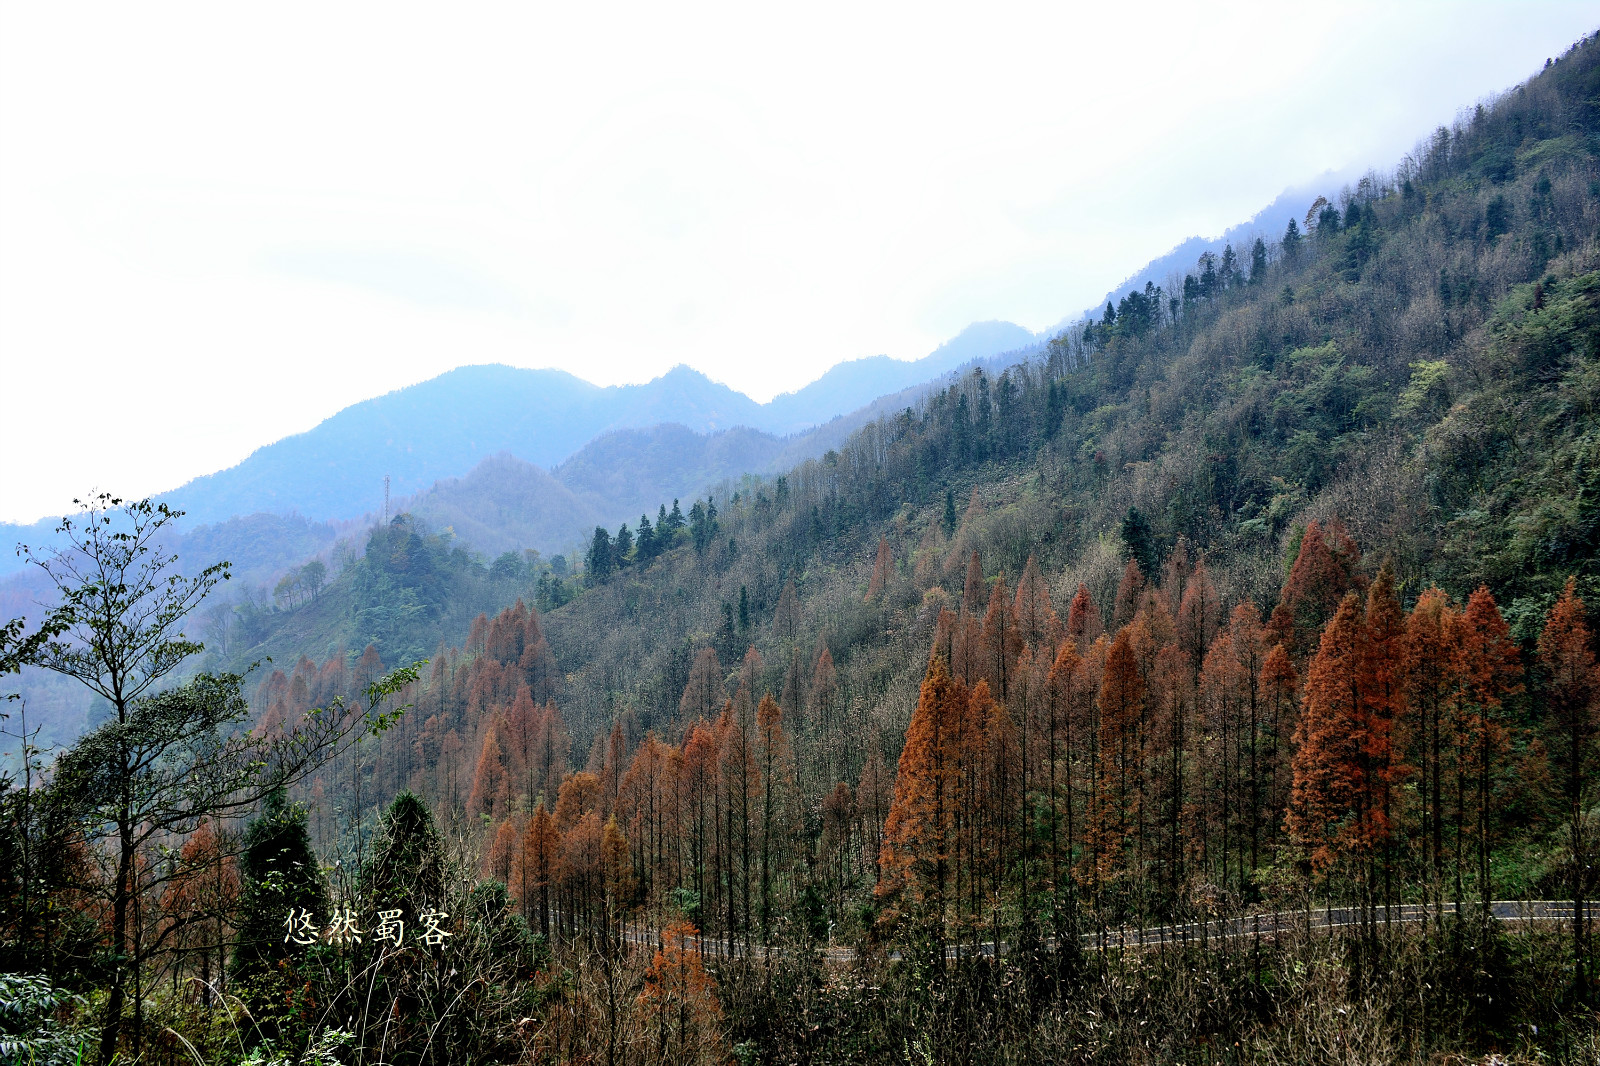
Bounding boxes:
[0,178,1344,588]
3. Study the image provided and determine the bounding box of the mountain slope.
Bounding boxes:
[762,320,1039,428]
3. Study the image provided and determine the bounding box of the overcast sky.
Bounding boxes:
[1,2,1594,525]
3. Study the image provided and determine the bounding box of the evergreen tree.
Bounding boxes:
[636,514,656,561]
[362,790,444,918]
[1120,507,1159,579]
[587,526,614,582]
[233,789,327,986]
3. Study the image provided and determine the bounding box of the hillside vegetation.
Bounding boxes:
[6,32,1600,1066]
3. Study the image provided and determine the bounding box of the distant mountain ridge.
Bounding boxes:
[0,321,1038,577]
[1070,168,1371,327]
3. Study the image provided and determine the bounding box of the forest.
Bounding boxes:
[5,30,1600,1066]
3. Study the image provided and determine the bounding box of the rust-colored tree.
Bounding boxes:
[1111,560,1146,631]
[1458,586,1521,907]
[1268,519,1363,661]
[754,694,798,943]
[1287,586,1400,917]
[1014,553,1060,652]
[866,536,893,602]
[1091,628,1144,891]
[517,801,560,939]
[468,719,511,819]
[962,551,986,614]
[979,573,1022,700]
[679,647,726,722]
[485,815,520,884]
[879,655,969,957]
[1539,577,1598,999]
[1066,583,1104,652]
[639,919,729,1065]
[1402,587,1463,900]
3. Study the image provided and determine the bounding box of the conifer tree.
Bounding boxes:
[486,817,519,884]
[1287,592,1387,901]
[1044,640,1089,918]
[979,573,1022,700]
[233,790,327,987]
[1112,560,1145,630]
[1065,583,1104,651]
[363,790,444,919]
[1013,553,1060,651]
[680,648,726,721]
[866,537,892,602]
[554,771,602,834]
[773,577,802,645]
[962,551,986,614]
[1539,578,1598,999]
[1458,586,1521,907]
[1092,629,1144,885]
[1402,587,1463,897]
[468,720,510,819]
[755,695,797,943]
[880,655,969,956]
[1269,519,1363,660]
[641,919,728,1062]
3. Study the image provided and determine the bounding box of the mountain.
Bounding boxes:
[762,320,1040,429]
[0,323,1041,577]
[1071,167,1370,327]
[14,32,1600,1066]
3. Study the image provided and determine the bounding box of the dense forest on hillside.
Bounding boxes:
[6,33,1600,1066]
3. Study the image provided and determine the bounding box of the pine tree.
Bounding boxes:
[1119,507,1159,579]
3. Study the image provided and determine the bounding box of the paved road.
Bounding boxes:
[614,900,1584,963]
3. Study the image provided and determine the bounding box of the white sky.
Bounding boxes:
[1,2,1594,525]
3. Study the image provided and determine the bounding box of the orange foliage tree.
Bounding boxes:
[879,655,969,951]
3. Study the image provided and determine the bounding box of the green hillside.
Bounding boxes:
[8,32,1600,1066]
